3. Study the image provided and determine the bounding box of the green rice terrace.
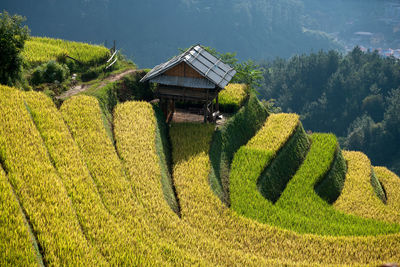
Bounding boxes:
[1,37,400,266]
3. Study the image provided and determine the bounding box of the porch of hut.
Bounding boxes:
[140,45,236,123]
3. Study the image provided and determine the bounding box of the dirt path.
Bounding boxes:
[56,69,137,100]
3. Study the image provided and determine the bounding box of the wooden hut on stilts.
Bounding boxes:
[140,45,236,123]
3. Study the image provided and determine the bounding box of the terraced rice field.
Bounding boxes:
[22,37,110,65]
[1,84,400,266]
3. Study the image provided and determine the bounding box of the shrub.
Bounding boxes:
[30,60,69,85]
[117,70,154,101]
[0,11,29,85]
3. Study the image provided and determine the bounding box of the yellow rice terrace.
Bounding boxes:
[2,36,400,266]
[2,82,400,266]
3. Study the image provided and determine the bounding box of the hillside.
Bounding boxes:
[2,37,400,266]
[3,0,342,67]
[2,85,400,265]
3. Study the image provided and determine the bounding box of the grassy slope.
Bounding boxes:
[61,95,202,265]
[218,83,249,113]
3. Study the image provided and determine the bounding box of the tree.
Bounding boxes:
[0,11,30,85]
[232,59,264,88]
[384,88,400,137]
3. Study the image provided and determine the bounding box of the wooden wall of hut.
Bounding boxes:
[164,62,204,79]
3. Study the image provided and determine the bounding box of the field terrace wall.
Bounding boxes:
[250,113,310,203]
[209,92,269,205]
[61,95,206,265]
[374,167,400,211]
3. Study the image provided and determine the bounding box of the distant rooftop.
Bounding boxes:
[140,45,236,89]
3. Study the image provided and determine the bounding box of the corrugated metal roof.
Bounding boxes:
[150,75,216,89]
[140,45,236,88]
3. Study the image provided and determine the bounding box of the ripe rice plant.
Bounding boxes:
[24,91,168,265]
[170,123,400,265]
[61,96,205,265]
[333,152,400,223]
[218,83,249,112]
[374,166,400,211]
[114,101,279,266]
[23,37,110,65]
[0,166,38,266]
[0,85,104,266]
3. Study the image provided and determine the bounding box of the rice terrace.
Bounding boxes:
[1,13,400,266]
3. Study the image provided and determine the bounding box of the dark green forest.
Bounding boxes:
[259,48,400,175]
[2,0,341,67]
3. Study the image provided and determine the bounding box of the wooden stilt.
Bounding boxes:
[216,94,219,112]
[204,103,207,123]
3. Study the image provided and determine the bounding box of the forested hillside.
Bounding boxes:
[2,0,340,67]
[302,0,400,50]
[259,47,400,175]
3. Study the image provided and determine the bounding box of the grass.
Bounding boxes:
[333,152,400,223]
[154,106,180,214]
[209,92,269,205]
[0,85,103,266]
